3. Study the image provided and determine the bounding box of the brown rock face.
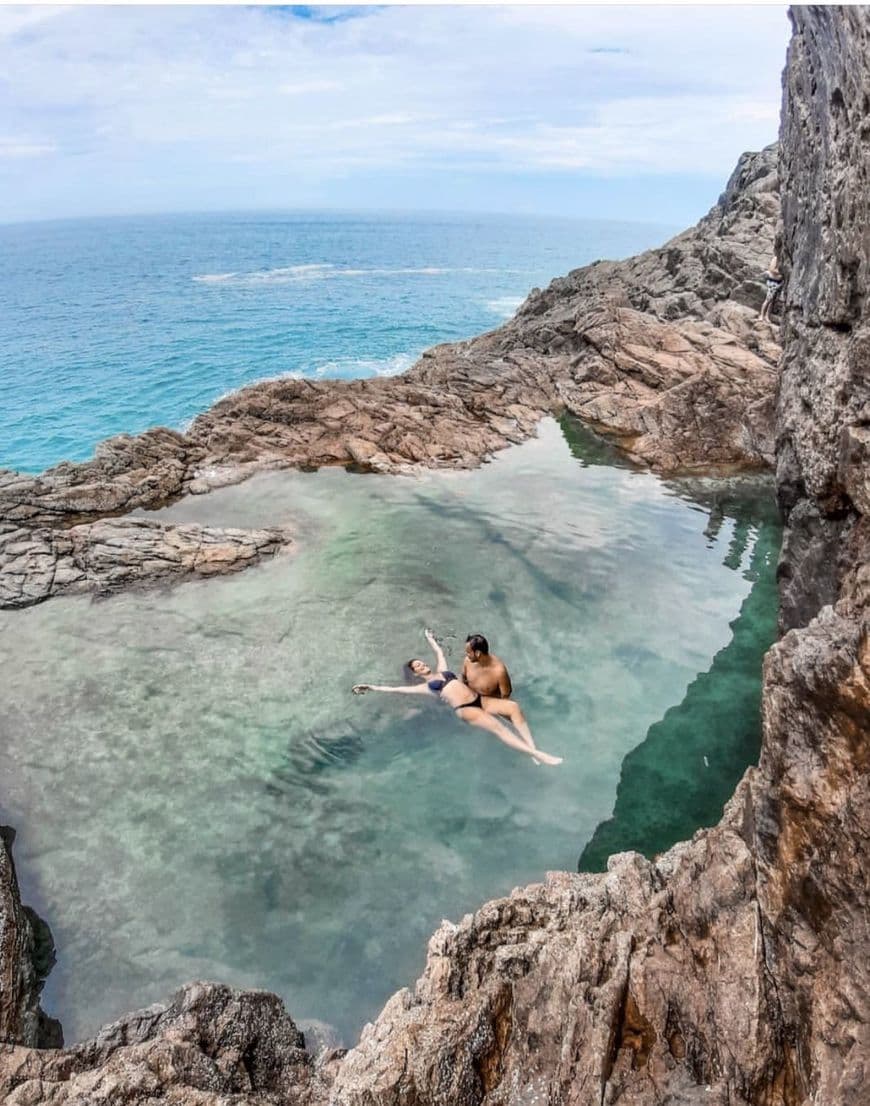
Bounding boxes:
[193,150,780,480]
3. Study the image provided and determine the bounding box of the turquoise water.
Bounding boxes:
[0,419,781,1045]
[0,212,673,474]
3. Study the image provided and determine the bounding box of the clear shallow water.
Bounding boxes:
[0,419,781,1045]
[0,211,673,473]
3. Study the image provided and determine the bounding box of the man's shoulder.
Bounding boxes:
[491,654,510,673]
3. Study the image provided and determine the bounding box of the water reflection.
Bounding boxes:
[575,427,781,870]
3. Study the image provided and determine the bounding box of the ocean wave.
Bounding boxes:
[192,272,238,284]
[485,295,526,319]
[192,264,504,286]
[312,353,416,378]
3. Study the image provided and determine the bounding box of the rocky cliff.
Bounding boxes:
[1,6,868,1106]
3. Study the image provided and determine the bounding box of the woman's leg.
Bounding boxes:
[458,707,561,765]
[482,697,537,750]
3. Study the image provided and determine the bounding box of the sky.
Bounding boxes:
[0,4,791,226]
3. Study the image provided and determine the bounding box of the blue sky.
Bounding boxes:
[0,4,791,226]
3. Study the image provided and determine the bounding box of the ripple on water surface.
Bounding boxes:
[0,418,781,1044]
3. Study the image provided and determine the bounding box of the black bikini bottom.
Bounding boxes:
[454,694,483,712]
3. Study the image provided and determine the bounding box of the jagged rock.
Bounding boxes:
[133,148,783,480]
[0,518,292,609]
[0,982,335,1105]
[776,5,870,632]
[331,786,777,1105]
[0,428,201,530]
[518,143,779,328]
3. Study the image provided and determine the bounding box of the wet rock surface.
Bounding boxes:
[2,7,869,1106]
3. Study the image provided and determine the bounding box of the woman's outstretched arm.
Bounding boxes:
[352,682,429,695]
[424,628,448,672]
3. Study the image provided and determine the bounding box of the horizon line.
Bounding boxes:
[0,204,683,232]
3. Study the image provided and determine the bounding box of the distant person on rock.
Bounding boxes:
[759,255,783,321]
[462,633,512,699]
[351,628,562,766]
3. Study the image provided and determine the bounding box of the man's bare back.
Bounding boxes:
[462,634,512,698]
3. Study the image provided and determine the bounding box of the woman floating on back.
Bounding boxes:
[352,628,563,766]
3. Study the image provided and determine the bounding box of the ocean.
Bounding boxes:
[0,210,674,473]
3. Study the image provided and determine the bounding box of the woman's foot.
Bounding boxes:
[532,752,563,766]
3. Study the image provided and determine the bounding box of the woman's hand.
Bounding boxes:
[424,627,448,670]
[352,684,371,695]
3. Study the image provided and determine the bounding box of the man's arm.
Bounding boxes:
[497,664,512,698]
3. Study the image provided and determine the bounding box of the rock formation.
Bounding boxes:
[1,6,867,1106]
[0,982,338,1105]
[0,518,292,609]
[0,144,779,608]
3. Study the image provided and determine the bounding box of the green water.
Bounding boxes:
[0,418,781,1045]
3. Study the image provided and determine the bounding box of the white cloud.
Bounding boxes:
[0,4,791,220]
[0,138,56,158]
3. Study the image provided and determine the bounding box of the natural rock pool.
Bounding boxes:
[0,418,781,1045]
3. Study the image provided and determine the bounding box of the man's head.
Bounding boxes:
[465,634,489,661]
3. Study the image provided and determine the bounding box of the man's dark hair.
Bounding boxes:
[466,633,489,654]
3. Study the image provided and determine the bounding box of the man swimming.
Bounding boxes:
[462,633,512,699]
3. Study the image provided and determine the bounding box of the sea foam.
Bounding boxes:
[312,352,417,378]
[192,264,503,286]
[485,295,525,319]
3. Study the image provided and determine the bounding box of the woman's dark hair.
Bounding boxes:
[465,633,489,654]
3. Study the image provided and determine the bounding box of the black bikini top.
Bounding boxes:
[427,670,457,693]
